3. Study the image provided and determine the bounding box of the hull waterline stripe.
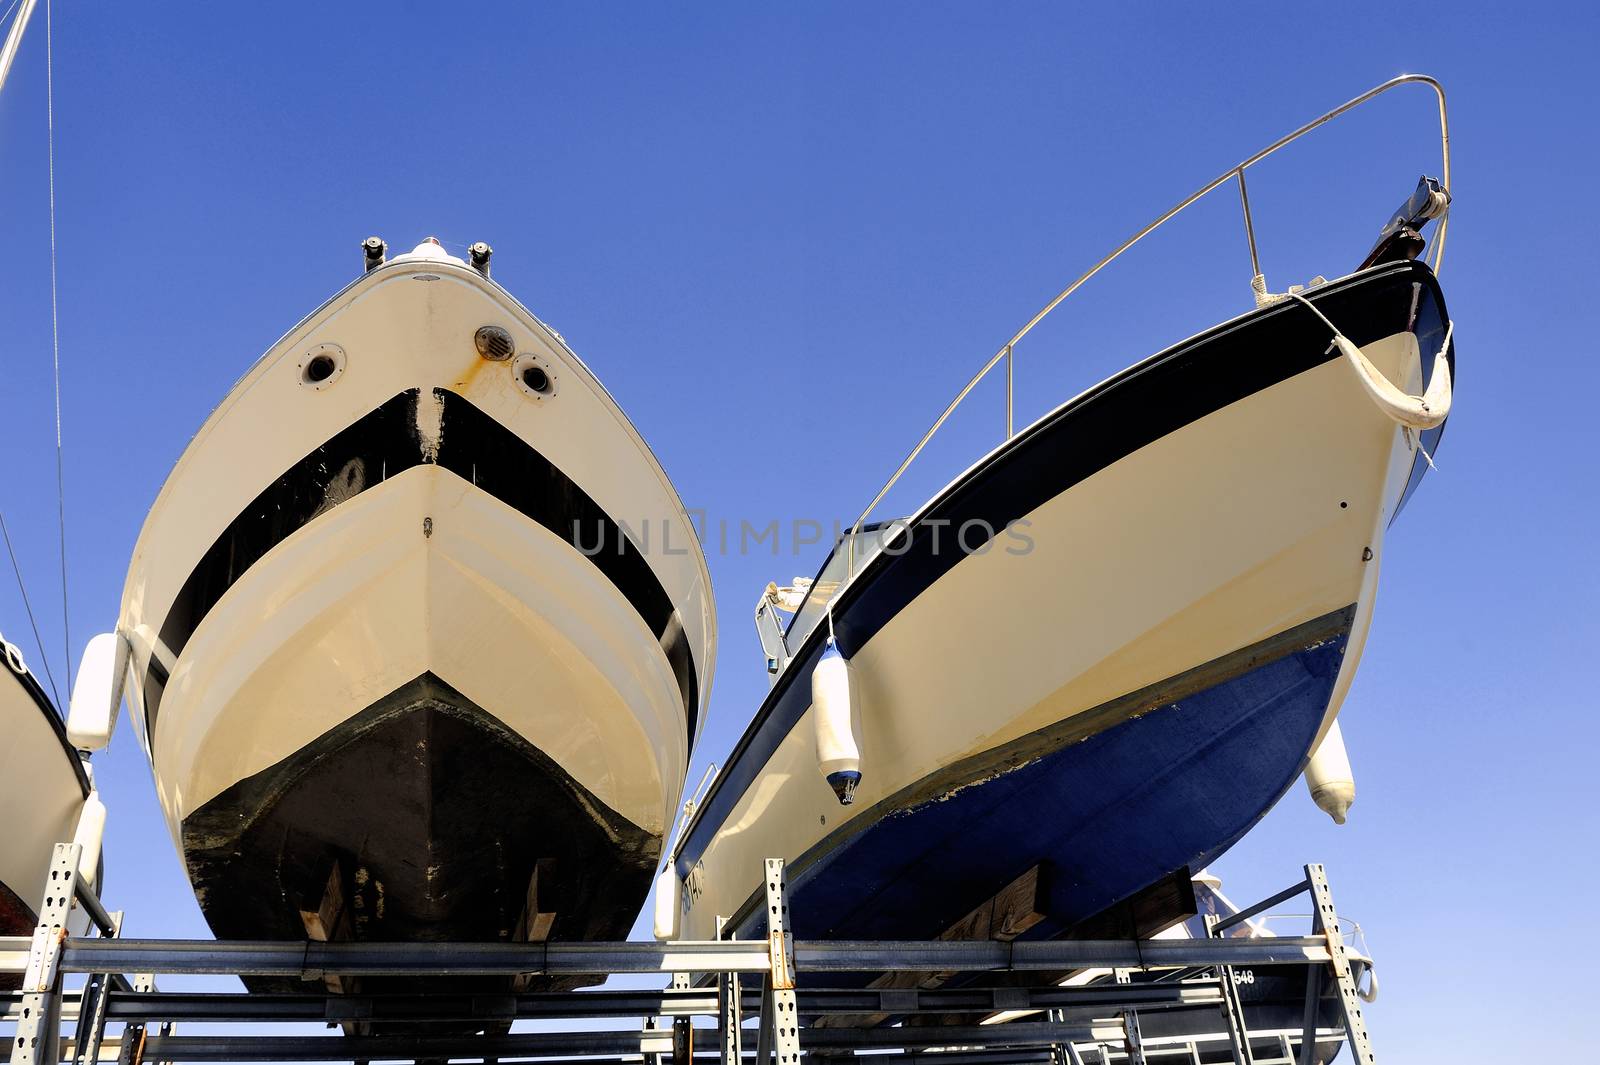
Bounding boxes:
[676,259,1451,875]
[143,388,698,747]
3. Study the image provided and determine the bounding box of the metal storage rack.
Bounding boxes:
[4,849,1375,1065]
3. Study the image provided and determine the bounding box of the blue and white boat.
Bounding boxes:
[663,78,1455,951]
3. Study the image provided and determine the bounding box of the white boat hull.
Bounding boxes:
[675,261,1449,944]
[1,653,91,968]
[118,242,714,967]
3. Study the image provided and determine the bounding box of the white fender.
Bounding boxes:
[1333,332,1453,431]
[1287,291,1453,432]
[1304,720,1356,825]
[1358,961,1380,1003]
[72,789,107,888]
[67,632,129,752]
[812,639,862,805]
[652,866,682,941]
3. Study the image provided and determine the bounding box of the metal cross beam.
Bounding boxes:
[6,847,1374,1064]
[0,934,1344,979]
[4,977,1226,1027]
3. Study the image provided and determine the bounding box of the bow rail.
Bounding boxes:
[848,74,1450,573]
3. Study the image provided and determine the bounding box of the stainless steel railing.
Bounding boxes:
[847,74,1450,574]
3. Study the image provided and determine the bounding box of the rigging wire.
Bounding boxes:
[45,0,70,682]
[0,0,66,706]
[0,510,63,706]
[0,0,23,39]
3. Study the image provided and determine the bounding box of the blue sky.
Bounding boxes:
[2,2,1595,1058]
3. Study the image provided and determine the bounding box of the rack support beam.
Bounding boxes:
[1,849,1376,1064]
[14,844,82,1065]
[1306,863,1375,1064]
[752,859,800,1065]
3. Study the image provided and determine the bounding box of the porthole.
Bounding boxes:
[298,343,347,390]
[512,352,557,400]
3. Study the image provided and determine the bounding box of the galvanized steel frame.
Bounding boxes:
[3,851,1375,1064]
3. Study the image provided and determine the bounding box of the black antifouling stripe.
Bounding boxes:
[146,389,697,746]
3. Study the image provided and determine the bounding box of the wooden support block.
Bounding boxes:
[817,864,1049,1028]
[515,858,559,942]
[512,859,559,992]
[298,862,357,1001]
[1066,867,1195,942]
[974,865,1201,995]
[298,863,346,944]
[906,864,1049,1024]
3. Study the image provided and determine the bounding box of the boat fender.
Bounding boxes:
[1331,329,1453,430]
[1289,292,1452,430]
[67,632,129,752]
[1304,719,1356,825]
[812,638,861,805]
[1357,961,1380,1003]
[72,790,107,888]
[652,866,682,941]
